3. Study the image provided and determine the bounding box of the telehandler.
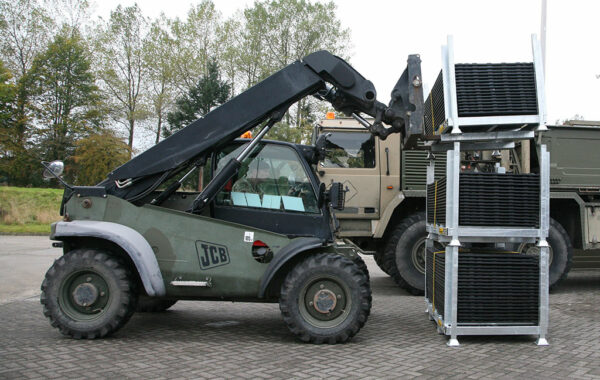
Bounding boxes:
[40,51,423,343]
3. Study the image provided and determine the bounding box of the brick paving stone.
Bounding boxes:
[0,257,599,379]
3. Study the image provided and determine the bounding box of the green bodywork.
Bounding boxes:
[58,194,352,300]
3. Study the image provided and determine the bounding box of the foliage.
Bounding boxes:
[164,59,230,137]
[25,28,103,162]
[71,130,131,185]
[143,16,176,144]
[0,186,62,234]
[93,4,149,155]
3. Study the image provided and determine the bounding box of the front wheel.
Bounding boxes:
[516,218,573,290]
[383,212,435,295]
[279,253,371,344]
[40,249,138,339]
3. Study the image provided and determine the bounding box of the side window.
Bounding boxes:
[214,144,319,213]
[320,132,376,168]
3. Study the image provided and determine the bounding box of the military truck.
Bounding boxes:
[40,51,424,343]
[315,117,600,294]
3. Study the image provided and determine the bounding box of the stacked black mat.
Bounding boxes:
[426,249,540,325]
[426,177,446,225]
[427,173,540,227]
[423,63,538,136]
[455,63,538,117]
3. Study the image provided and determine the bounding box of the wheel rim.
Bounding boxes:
[59,270,112,321]
[411,237,427,275]
[298,275,351,328]
[517,243,554,266]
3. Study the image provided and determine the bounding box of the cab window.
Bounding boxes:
[214,143,319,213]
[321,131,375,168]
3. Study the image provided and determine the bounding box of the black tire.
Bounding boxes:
[279,253,371,344]
[136,296,177,312]
[373,250,392,275]
[40,249,138,339]
[352,254,370,282]
[517,218,573,290]
[383,212,428,295]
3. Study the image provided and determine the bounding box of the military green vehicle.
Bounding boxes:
[315,117,600,294]
[40,51,424,343]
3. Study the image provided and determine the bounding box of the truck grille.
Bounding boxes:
[427,249,540,325]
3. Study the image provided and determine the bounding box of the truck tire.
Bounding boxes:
[373,251,392,275]
[40,249,138,339]
[383,212,428,295]
[517,218,573,290]
[279,253,371,344]
[136,296,177,312]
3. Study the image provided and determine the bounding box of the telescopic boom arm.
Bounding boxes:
[101,51,423,203]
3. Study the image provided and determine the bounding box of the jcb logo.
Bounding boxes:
[195,241,230,270]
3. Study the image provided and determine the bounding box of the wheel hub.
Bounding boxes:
[313,289,337,314]
[72,283,99,307]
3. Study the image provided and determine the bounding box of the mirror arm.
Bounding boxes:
[41,161,72,189]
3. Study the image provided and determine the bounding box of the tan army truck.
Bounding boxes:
[315,116,600,294]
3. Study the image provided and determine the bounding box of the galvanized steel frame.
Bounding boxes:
[425,138,550,346]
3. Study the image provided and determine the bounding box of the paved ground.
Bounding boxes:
[0,236,599,379]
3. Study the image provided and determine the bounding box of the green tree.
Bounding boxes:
[25,28,103,163]
[93,4,149,156]
[168,1,221,93]
[164,59,230,137]
[143,16,176,144]
[71,130,131,185]
[0,60,18,183]
[227,0,350,143]
[0,0,54,185]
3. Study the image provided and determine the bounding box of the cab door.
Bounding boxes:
[316,127,380,236]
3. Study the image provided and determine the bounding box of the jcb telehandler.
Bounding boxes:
[40,51,423,343]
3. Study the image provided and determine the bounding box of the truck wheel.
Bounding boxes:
[517,218,573,290]
[40,249,138,339]
[373,251,392,275]
[279,253,371,344]
[136,296,177,312]
[383,212,428,295]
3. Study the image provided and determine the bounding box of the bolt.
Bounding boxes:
[413,76,422,87]
[82,302,87,307]
[320,284,324,289]
[100,291,105,297]
[309,301,313,306]
[86,277,92,282]
[337,294,342,299]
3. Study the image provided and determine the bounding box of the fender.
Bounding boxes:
[373,192,405,238]
[50,220,166,297]
[258,237,323,298]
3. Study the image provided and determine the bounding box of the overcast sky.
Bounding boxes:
[93,0,600,124]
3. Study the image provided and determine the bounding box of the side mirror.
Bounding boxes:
[42,160,64,179]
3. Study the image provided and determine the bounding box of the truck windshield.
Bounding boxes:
[321,131,375,168]
[214,143,319,213]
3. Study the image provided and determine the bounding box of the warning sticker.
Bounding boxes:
[244,231,254,243]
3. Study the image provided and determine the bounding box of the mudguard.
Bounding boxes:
[50,220,166,297]
[258,237,323,298]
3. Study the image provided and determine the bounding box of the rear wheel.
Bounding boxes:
[41,249,138,339]
[279,253,371,344]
